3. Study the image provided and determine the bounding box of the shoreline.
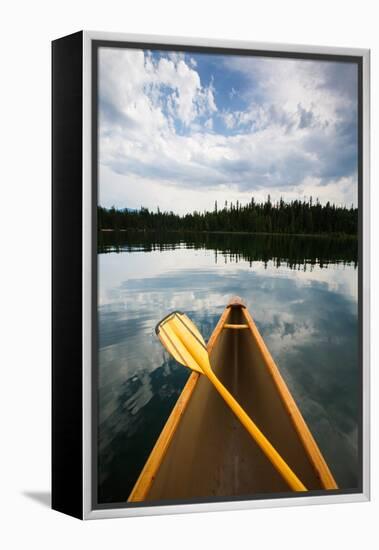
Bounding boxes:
[99,228,357,239]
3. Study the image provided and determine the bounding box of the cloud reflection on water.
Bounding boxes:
[98,238,358,502]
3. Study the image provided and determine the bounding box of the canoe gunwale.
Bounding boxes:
[241,307,338,490]
[127,306,232,502]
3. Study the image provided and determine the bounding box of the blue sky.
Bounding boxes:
[98,47,358,213]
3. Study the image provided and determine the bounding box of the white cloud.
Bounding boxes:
[99,47,216,131]
[100,164,355,215]
[204,118,213,130]
[99,48,358,211]
[225,56,356,126]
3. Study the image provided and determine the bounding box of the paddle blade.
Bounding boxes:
[157,314,189,367]
[155,312,210,375]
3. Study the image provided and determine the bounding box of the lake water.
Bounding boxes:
[97,231,359,504]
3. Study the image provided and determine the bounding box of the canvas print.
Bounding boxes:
[95,45,360,506]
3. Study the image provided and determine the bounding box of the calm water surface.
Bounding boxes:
[97,232,359,503]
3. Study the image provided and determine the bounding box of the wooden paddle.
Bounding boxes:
[156,311,307,492]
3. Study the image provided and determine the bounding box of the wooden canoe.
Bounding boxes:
[128,296,338,502]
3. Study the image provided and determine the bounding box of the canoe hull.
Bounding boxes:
[128,299,337,502]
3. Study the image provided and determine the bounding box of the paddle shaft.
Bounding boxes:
[204,365,307,492]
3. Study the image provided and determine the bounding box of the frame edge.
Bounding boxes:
[81,31,370,519]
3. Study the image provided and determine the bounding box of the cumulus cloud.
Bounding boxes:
[98,48,358,211]
[99,48,216,131]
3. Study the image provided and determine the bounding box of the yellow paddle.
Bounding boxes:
[156,311,307,492]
